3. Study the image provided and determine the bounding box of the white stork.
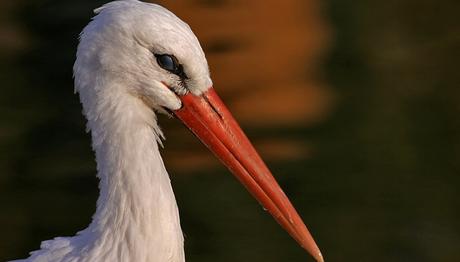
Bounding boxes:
[12,1,323,261]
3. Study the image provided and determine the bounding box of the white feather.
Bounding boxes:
[13,1,213,261]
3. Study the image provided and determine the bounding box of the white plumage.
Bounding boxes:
[14,1,208,261]
[12,1,323,261]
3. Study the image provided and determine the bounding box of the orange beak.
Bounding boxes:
[173,87,323,262]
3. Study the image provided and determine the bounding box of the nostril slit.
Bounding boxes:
[204,95,223,120]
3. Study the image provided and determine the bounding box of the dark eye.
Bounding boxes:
[155,54,178,72]
[154,54,188,80]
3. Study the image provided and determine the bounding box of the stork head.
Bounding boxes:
[74,0,212,113]
[74,1,323,261]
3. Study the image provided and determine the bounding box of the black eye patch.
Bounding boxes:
[155,54,188,79]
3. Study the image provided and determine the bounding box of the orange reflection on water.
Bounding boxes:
[155,0,336,173]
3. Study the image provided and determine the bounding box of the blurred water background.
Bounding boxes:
[0,0,459,261]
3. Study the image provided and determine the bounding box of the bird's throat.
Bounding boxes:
[81,92,185,262]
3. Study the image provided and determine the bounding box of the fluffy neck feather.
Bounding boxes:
[24,77,185,262]
[80,78,185,262]
[85,81,183,261]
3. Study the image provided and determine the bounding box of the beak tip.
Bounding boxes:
[176,88,324,261]
[300,238,323,262]
[316,252,324,262]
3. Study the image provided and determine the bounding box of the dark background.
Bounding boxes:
[0,0,459,261]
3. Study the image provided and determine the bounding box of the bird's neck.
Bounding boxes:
[79,82,184,261]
